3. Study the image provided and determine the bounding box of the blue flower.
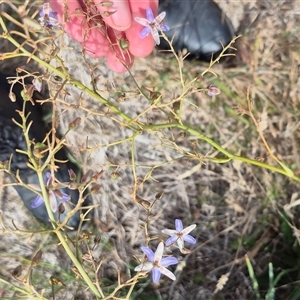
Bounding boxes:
[162,219,196,253]
[134,242,178,283]
[134,8,170,45]
[38,3,59,28]
[31,172,70,213]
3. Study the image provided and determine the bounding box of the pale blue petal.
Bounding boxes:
[154,242,164,262]
[160,257,178,267]
[49,191,58,213]
[60,191,70,201]
[146,8,154,22]
[152,268,161,283]
[31,195,44,208]
[44,172,52,186]
[141,246,154,261]
[140,27,151,39]
[162,229,177,236]
[135,262,153,272]
[39,9,44,18]
[165,235,178,246]
[159,266,176,281]
[49,11,58,18]
[181,224,196,236]
[161,24,170,32]
[183,235,196,244]
[175,219,183,231]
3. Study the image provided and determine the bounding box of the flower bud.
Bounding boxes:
[81,169,93,184]
[68,169,77,181]
[68,117,81,130]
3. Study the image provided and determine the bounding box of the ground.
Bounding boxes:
[0,0,300,299]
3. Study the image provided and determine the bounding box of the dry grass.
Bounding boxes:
[0,0,300,299]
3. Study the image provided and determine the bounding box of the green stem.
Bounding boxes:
[143,122,300,182]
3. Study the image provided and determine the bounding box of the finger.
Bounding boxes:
[106,29,134,73]
[94,0,132,31]
[50,0,110,57]
[126,0,158,57]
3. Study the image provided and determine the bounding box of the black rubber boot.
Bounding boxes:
[0,72,82,229]
[158,0,234,61]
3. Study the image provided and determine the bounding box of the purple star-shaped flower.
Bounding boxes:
[134,8,170,45]
[134,242,178,283]
[31,172,70,213]
[38,3,59,28]
[162,219,196,253]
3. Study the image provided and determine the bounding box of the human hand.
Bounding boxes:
[50,0,158,73]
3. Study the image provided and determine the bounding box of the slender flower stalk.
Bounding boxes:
[135,242,178,283]
[162,219,196,253]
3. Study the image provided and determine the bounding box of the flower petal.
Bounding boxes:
[160,257,178,267]
[158,266,176,281]
[165,235,178,247]
[49,11,58,18]
[49,191,58,213]
[154,242,164,262]
[60,191,70,201]
[45,172,52,186]
[139,27,151,39]
[134,17,150,27]
[152,267,161,283]
[162,229,177,236]
[181,224,196,235]
[155,11,166,23]
[31,195,44,208]
[151,28,160,45]
[176,238,184,251]
[134,261,153,272]
[146,7,155,22]
[141,246,155,262]
[161,24,170,32]
[183,234,196,244]
[175,219,183,232]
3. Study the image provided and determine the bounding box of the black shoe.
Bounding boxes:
[158,0,234,61]
[0,72,82,229]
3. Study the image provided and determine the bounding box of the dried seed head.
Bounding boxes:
[110,172,120,179]
[21,86,34,101]
[33,142,47,159]
[81,230,91,240]
[155,191,164,200]
[136,195,151,209]
[94,235,101,245]
[50,275,66,286]
[12,265,23,277]
[92,170,104,181]
[32,250,43,265]
[179,132,186,138]
[58,203,65,214]
[91,184,101,193]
